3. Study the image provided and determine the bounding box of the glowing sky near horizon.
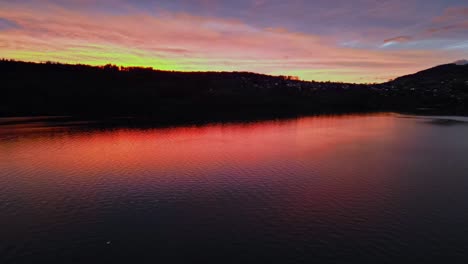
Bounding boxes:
[0,0,467,83]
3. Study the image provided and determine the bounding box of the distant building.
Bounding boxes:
[280,75,300,81]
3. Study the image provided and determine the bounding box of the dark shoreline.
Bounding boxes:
[2,60,467,122]
[1,110,467,132]
[0,110,379,129]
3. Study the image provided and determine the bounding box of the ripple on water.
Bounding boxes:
[1,113,468,263]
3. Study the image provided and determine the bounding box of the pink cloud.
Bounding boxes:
[0,2,463,83]
[433,7,468,23]
[426,21,468,35]
[383,36,412,44]
[425,6,468,36]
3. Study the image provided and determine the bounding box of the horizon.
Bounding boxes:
[3,58,467,85]
[1,1,467,83]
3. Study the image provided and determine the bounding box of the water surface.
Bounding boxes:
[1,113,468,263]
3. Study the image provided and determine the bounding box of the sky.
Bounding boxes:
[0,0,467,83]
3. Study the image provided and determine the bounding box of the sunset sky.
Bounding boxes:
[0,0,467,83]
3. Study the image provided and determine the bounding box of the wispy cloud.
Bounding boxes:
[426,21,468,35]
[382,5,468,51]
[0,1,466,83]
[433,7,468,23]
[383,36,413,45]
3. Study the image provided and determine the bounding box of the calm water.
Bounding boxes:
[1,113,468,263]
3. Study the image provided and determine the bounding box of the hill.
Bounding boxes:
[0,60,379,122]
[1,59,467,121]
[380,62,468,114]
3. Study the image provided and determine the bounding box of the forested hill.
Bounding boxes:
[0,60,380,120]
[390,63,468,88]
[1,59,467,121]
[378,63,468,114]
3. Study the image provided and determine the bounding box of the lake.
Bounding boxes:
[1,113,468,263]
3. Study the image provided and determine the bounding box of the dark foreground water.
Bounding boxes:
[1,113,468,263]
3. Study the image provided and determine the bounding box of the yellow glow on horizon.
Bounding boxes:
[0,2,461,84]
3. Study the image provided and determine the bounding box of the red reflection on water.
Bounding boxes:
[0,113,412,234]
[0,114,398,178]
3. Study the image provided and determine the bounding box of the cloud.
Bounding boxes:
[454,59,468,65]
[383,36,412,44]
[426,21,468,35]
[0,1,464,83]
[252,0,268,8]
[382,6,468,48]
[433,7,468,23]
[425,6,468,37]
[0,18,20,31]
